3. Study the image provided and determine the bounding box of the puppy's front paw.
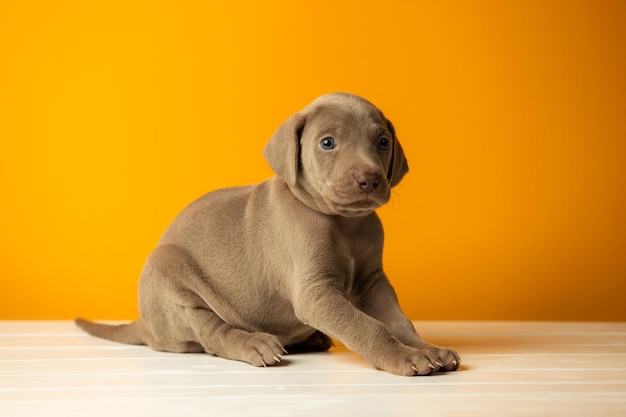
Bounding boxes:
[381,344,460,376]
[391,345,442,376]
[416,342,461,372]
[239,332,286,367]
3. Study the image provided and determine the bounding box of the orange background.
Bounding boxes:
[1,0,625,321]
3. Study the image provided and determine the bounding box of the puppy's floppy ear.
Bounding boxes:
[386,119,409,188]
[263,112,305,186]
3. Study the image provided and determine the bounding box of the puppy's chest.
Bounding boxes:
[342,255,358,294]
[331,228,379,295]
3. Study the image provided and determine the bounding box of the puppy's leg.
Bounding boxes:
[285,331,333,354]
[295,279,459,376]
[352,274,460,372]
[183,306,286,367]
[140,245,285,367]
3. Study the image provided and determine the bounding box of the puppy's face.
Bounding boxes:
[298,97,395,216]
[264,93,409,217]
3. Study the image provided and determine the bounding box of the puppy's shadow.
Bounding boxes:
[267,359,291,368]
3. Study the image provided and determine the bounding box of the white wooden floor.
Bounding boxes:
[1,321,625,417]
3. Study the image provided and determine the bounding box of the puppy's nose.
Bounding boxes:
[356,173,381,193]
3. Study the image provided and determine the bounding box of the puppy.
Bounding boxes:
[76,93,460,376]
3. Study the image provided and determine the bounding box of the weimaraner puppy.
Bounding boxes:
[76,92,460,376]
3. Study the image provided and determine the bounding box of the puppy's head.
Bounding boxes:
[264,93,408,217]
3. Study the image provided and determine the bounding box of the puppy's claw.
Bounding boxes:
[261,360,267,368]
[282,348,289,354]
[273,356,281,363]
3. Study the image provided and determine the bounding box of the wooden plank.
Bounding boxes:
[1,321,625,417]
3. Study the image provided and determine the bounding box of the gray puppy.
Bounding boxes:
[77,93,460,376]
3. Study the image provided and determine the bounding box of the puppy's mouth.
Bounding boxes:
[341,200,381,212]
[328,189,390,215]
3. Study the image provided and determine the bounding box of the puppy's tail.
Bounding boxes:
[75,318,147,346]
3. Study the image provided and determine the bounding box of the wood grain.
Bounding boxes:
[1,321,625,416]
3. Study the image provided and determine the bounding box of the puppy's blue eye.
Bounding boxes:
[320,137,336,150]
[377,137,390,150]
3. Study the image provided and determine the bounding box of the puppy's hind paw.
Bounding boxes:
[240,332,285,367]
